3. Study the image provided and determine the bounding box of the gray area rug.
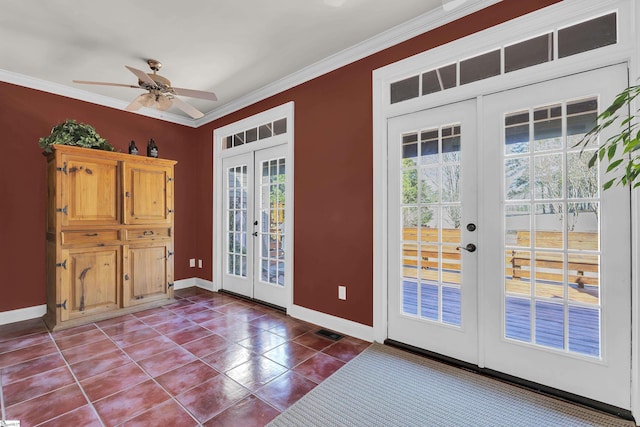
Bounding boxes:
[268,343,633,427]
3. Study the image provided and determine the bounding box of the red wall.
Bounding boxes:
[0,83,199,312]
[0,0,559,324]
[194,0,561,326]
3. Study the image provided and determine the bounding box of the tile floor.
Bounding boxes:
[0,288,371,426]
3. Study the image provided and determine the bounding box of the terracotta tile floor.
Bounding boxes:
[0,288,370,426]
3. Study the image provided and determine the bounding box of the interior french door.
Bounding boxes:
[387,65,631,408]
[481,64,631,408]
[222,144,288,308]
[387,99,478,364]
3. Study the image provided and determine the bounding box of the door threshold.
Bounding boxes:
[384,339,634,422]
[218,289,286,313]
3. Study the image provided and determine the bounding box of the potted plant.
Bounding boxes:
[578,84,640,189]
[39,119,114,154]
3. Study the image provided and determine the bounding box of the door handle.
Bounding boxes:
[252,231,258,237]
[457,243,476,253]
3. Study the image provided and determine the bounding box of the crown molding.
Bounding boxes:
[1,0,501,129]
[195,0,502,126]
[0,68,198,128]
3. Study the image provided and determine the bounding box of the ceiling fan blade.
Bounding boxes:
[171,96,204,119]
[125,97,143,112]
[73,80,139,89]
[172,87,218,101]
[125,65,157,86]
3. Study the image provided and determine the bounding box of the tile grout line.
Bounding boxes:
[44,328,106,427]
[137,298,287,424]
[92,320,203,427]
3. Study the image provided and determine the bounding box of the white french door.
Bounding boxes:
[387,65,631,408]
[388,100,478,364]
[222,144,288,308]
[481,65,631,408]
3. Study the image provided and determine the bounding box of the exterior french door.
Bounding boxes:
[481,65,631,408]
[221,144,288,308]
[388,100,478,364]
[388,65,631,408]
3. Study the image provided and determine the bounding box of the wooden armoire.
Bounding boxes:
[44,145,176,330]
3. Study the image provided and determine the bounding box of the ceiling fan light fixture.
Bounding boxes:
[137,93,155,107]
[155,95,173,111]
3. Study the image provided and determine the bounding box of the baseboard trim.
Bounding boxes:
[195,278,215,292]
[288,304,374,342]
[173,278,198,290]
[174,278,215,292]
[0,304,47,325]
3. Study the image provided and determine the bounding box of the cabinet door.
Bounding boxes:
[60,155,120,227]
[123,163,173,224]
[60,246,120,321]
[123,242,172,306]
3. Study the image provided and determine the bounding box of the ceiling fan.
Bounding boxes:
[73,59,217,119]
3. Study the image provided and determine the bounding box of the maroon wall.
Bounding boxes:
[194,0,560,326]
[0,83,199,312]
[0,0,559,323]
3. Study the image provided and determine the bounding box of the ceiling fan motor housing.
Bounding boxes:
[141,73,171,91]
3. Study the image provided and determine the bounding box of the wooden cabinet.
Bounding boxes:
[45,145,177,330]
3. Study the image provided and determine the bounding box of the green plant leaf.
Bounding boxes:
[603,179,615,190]
[606,158,623,172]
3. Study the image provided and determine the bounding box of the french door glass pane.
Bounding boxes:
[226,166,248,277]
[503,97,601,357]
[260,157,286,286]
[400,124,462,326]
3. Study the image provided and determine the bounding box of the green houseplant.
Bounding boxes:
[39,119,114,154]
[579,84,640,189]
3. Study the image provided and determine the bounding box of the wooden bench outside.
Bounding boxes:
[510,231,599,288]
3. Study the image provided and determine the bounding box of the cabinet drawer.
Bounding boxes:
[62,230,120,245]
[126,228,172,240]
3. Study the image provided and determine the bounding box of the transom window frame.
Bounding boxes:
[213,101,295,311]
[373,0,638,418]
[389,11,618,105]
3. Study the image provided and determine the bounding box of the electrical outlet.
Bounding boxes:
[338,285,347,300]
[189,258,196,268]
[198,259,203,269]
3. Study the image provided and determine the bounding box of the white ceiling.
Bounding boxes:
[0,0,484,124]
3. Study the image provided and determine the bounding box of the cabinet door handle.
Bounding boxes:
[124,274,130,280]
[125,192,131,198]
[85,233,99,237]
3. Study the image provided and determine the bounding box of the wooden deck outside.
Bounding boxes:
[400,227,601,357]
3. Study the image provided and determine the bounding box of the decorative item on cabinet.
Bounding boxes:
[128,140,139,155]
[38,119,115,153]
[44,144,176,331]
[147,138,158,158]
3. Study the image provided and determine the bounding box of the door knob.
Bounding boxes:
[254,220,258,226]
[466,223,476,232]
[457,243,476,253]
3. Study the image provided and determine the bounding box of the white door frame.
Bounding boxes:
[213,102,294,311]
[373,0,639,417]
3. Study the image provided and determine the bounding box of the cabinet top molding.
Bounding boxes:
[49,144,177,167]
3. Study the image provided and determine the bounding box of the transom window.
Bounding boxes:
[390,12,617,105]
[223,118,287,150]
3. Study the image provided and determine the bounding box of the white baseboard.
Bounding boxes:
[173,278,198,290]
[288,304,375,343]
[174,277,216,292]
[195,278,216,291]
[0,305,47,325]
